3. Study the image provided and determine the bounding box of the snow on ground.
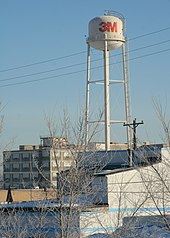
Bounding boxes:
[87,225,170,237]
[114,224,170,238]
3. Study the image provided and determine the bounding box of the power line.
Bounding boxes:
[0,69,87,88]
[0,51,87,73]
[0,61,87,82]
[0,26,170,73]
[126,48,170,62]
[1,39,170,83]
[0,47,169,88]
[129,26,170,41]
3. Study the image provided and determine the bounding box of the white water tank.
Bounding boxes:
[87,12,125,51]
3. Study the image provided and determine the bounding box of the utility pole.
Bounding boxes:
[124,118,144,166]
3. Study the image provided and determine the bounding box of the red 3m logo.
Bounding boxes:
[99,22,118,33]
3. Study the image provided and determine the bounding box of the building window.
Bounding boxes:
[43,172,50,180]
[13,153,20,159]
[22,152,30,159]
[12,183,19,189]
[12,162,20,170]
[13,173,20,181]
[42,150,50,157]
[23,173,30,180]
[23,162,30,169]
[31,172,39,179]
[4,163,10,172]
[42,161,50,168]
[4,174,10,182]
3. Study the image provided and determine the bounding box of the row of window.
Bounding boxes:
[4,161,50,171]
[3,150,50,161]
[4,172,39,180]
[4,182,40,189]
[4,172,51,189]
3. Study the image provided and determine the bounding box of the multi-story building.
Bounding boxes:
[0,145,167,237]
[3,137,74,189]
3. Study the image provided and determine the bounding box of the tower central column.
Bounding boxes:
[104,39,110,150]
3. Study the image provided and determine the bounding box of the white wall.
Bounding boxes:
[80,148,170,237]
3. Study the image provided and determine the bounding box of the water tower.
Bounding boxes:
[85,11,131,151]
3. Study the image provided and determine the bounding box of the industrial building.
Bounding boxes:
[1,10,169,237]
[2,135,134,191]
[0,145,169,237]
[80,146,169,236]
[3,136,74,189]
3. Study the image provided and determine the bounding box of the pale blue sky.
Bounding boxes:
[0,0,170,148]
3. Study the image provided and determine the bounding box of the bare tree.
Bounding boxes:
[111,102,170,237]
[2,105,170,238]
